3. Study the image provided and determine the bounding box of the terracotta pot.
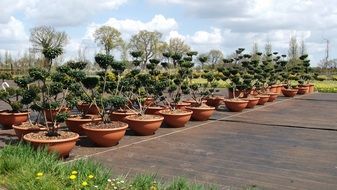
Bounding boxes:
[204,97,224,108]
[269,85,278,93]
[267,92,278,102]
[82,122,128,147]
[308,84,315,93]
[224,99,248,112]
[23,131,79,158]
[242,97,260,108]
[297,85,309,95]
[125,115,164,136]
[170,102,191,110]
[256,95,270,105]
[0,111,29,129]
[186,106,215,121]
[76,103,100,115]
[65,115,102,135]
[143,97,155,107]
[182,99,207,107]
[159,110,193,128]
[44,108,69,122]
[109,110,137,123]
[282,89,298,97]
[12,122,47,140]
[145,106,168,115]
[276,84,283,94]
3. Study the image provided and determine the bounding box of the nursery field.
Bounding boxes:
[1,92,337,189]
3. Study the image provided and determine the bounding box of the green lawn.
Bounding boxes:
[192,78,337,93]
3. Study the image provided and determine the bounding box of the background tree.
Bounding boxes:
[166,37,190,68]
[129,30,163,68]
[207,49,223,69]
[94,26,123,55]
[288,35,300,67]
[29,25,68,71]
[251,42,260,60]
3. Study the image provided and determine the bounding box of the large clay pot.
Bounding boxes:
[182,99,207,107]
[23,131,79,158]
[44,108,69,122]
[76,103,100,115]
[143,97,155,107]
[276,84,283,95]
[269,85,278,93]
[125,115,164,136]
[242,97,260,109]
[256,95,270,105]
[65,115,102,135]
[145,106,168,115]
[282,89,298,97]
[12,122,47,140]
[297,85,309,95]
[204,96,224,108]
[186,106,215,121]
[308,84,315,93]
[170,102,191,110]
[267,92,278,102]
[82,122,128,147]
[159,110,193,128]
[109,110,137,123]
[224,99,248,112]
[0,111,29,129]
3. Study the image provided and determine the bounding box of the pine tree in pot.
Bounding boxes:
[217,49,249,112]
[23,66,79,158]
[202,70,225,108]
[297,54,314,94]
[0,76,38,129]
[65,61,102,135]
[81,53,129,146]
[279,55,299,97]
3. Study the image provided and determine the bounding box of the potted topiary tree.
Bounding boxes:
[0,76,38,129]
[279,55,299,97]
[81,53,129,146]
[297,54,314,94]
[23,66,79,158]
[201,70,225,108]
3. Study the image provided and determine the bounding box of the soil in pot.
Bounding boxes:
[266,92,278,102]
[76,103,100,115]
[66,115,102,135]
[242,97,260,108]
[182,99,207,107]
[256,94,270,105]
[82,121,128,147]
[170,102,191,110]
[145,106,169,115]
[125,114,164,136]
[224,99,248,112]
[109,109,137,123]
[0,111,29,129]
[159,109,193,128]
[23,131,79,158]
[204,96,224,108]
[186,104,215,121]
[282,88,298,97]
[12,122,47,140]
[44,108,69,122]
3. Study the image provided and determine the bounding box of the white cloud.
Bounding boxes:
[0,17,28,51]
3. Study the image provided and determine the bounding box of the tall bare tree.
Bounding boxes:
[129,30,163,68]
[207,49,223,69]
[30,25,68,71]
[94,25,123,55]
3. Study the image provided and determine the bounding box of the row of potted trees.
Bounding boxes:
[0,48,315,157]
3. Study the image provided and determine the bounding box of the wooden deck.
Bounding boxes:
[1,93,337,189]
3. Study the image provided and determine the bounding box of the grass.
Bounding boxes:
[192,78,337,93]
[0,143,222,190]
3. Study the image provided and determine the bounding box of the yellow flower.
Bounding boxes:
[35,177,41,180]
[71,171,78,175]
[69,175,77,180]
[88,175,94,179]
[82,181,88,186]
[36,172,43,177]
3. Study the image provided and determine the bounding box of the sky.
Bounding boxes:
[0,0,336,66]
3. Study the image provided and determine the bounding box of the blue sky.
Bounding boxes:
[0,0,336,66]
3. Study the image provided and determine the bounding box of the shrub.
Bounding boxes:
[316,75,328,81]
